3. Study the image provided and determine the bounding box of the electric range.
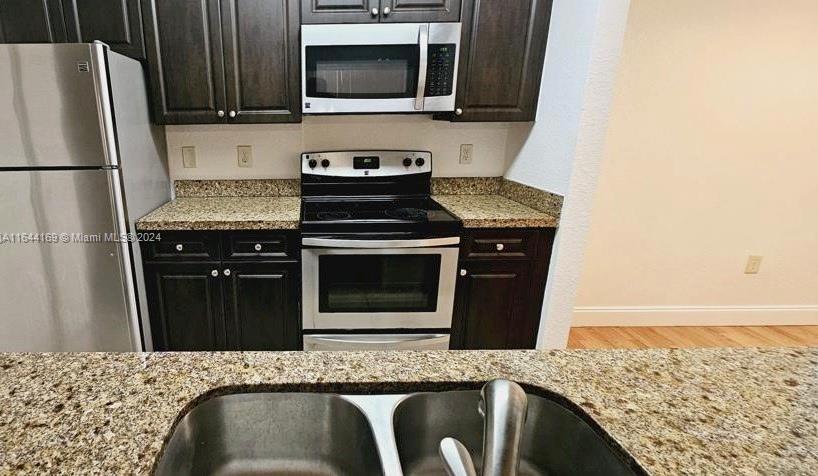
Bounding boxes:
[300,150,462,351]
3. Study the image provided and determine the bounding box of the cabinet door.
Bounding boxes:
[141,0,227,124]
[220,0,300,123]
[453,260,532,350]
[449,0,552,121]
[0,0,67,43]
[301,0,379,24]
[63,0,145,59]
[144,262,225,351]
[380,0,460,23]
[223,262,300,351]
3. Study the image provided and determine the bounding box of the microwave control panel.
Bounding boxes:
[425,44,456,97]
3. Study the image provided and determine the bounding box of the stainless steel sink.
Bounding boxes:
[155,389,641,476]
[155,393,383,476]
[393,390,639,476]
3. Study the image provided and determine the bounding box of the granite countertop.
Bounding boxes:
[135,197,301,230]
[434,194,559,228]
[1,348,816,475]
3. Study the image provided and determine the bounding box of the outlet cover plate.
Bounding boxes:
[237,145,253,168]
[459,144,473,164]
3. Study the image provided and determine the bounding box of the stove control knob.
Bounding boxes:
[321,159,330,168]
[403,158,413,167]
[415,157,426,167]
[308,159,317,169]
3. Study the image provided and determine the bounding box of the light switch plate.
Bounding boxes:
[459,144,473,164]
[181,146,196,168]
[237,145,253,168]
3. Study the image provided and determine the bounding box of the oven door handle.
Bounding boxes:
[304,334,450,351]
[415,24,429,111]
[302,237,460,249]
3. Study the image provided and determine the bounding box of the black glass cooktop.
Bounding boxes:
[301,197,461,235]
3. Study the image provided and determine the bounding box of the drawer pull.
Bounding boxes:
[496,243,504,251]
[254,243,262,251]
[175,244,184,252]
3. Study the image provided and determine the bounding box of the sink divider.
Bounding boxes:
[341,394,410,476]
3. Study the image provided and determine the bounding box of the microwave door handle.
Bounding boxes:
[415,24,429,111]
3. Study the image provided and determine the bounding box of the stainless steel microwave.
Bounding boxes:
[301,23,461,114]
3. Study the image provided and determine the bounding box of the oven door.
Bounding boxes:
[302,237,460,330]
[304,334,450,351]
[301,23,460,113]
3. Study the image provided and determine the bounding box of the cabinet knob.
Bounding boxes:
[455,108,463,116]
[211,269,218,277]
[496,243,504,251]
[460,269,468,276]
[217,110,225,118]
[254,243,262,251]
[228,110,236,118]
[382,6,391,15]
[371,7,379,16]
[175,244,184,251]
[223,268,231,277]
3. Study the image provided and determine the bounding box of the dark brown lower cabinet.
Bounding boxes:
[223,261,300,351]
[454,259,531,349]
[144,262,226,351]
[141,230,301,351]
[452,228,555,349]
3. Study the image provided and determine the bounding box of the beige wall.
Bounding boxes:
[574,0,818,326]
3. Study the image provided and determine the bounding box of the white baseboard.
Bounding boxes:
[572,305,818,327]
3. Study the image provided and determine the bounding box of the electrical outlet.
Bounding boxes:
[459,144,474,164]
[237,145,253,168]
[744,255,762,274]
[181,146,196,168]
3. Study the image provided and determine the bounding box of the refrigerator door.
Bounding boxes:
[0,169,135,351]
[0,43,113,168]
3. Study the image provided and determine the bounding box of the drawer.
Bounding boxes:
[222,231,298,260]
[142,231,220,261]
[462,229,538,259]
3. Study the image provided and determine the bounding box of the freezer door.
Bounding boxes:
[0,170,135,351]
[0,44,112,167]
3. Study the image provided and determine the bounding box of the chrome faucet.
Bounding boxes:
[438,379,529,476]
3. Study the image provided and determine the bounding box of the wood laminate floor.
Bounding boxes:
[567,326,818,349]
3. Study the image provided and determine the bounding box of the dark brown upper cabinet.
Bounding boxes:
[446,0,553,122]
[301,0,459,23]
[0,0,67,43]
[141,0,226,124]
[220,0,301,123]
[142,0,299,124]
[301,0,378,24]
[380,0,461,23]
[63,0,145,59]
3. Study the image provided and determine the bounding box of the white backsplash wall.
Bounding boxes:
[166,115,518,180]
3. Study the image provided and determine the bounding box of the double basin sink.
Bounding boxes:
[155,387,643,475]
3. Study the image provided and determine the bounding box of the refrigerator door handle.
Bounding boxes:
[105,164,141,350]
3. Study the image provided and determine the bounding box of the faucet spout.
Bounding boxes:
[480,379,528,475]
[438,379,528,476]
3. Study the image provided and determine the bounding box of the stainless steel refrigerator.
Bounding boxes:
[0,43,169,351]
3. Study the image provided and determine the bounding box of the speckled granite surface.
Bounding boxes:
[136,197,300,230]
[434,195,559,228]
[0,348,815,475]
[174,179,300,197]
[499,179,564,215]
[431,177,503,195]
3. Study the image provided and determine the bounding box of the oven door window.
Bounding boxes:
[305,45,419,99]
[319,254,441,313]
